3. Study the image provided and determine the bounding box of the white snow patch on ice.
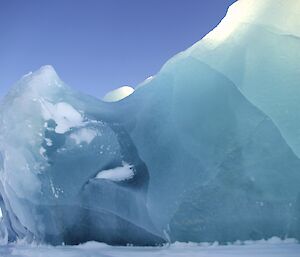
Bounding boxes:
[136,75,155,89]
[40,100,83,134]
[70,128,97,145]
[102,86,134,102]
[202,0,300,47]
[39,147,46,157]
[45,138,53,146]
[96,162,134,181]
[50,179,59,198]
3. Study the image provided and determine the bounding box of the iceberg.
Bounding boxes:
[1,0,300,247]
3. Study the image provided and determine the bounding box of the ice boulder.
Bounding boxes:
[0,66,165,245]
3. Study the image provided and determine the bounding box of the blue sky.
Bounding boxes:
[0,0,236,99]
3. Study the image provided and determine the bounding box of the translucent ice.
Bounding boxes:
[113,57,300,242]
[0,66,164,245]
[1,0,300,247]
[180,0,300,157]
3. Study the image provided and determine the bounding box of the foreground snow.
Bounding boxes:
[1,238,299,257]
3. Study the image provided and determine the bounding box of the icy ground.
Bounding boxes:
[0,238,299,257]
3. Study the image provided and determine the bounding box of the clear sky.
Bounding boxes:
[0,0,236,99]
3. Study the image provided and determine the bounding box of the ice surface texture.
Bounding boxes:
[183,0,300,157]
[0,66,164,246]
[114,58,300,243]
[1,0,300,246]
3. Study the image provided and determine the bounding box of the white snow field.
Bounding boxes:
[1,238,299,257]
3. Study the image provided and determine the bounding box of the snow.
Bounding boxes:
[202,0,300,47]
[1,239,299,257]
[40,100,83,134]
[96,162,134,181]
[102,86,134,102]
[182,0,300,157]
[39,147,46,157]
[136,75,155,89]
[70,128,97,144]
[45,138,53,146]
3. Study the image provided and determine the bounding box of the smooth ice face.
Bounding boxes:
[178,0,300,157]
[114,56,300,243]
[0,66,165,246]
[200,0,300,47]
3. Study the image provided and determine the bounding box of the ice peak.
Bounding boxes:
[2,65,66,108]
[203,0,300,47]
[16,65,64,95]
[30,65,60,83]
[37,65,57,76]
